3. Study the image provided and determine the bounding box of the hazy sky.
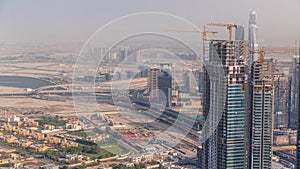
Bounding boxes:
[0,0,300,46]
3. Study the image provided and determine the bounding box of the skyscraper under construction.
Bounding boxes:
[201,39,249,169]
[247,11,274,169]
[249,58,274,169]
[296,51,300,169]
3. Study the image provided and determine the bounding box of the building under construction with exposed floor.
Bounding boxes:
[249,57,274,169]
[201,38,249,169]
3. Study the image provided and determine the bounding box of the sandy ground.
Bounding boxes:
[0,96,76,116]
[0,60,75,116]
[0,62,74,79]
[0,86,117,118]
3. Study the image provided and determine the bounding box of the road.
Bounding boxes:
[273,150,296,168]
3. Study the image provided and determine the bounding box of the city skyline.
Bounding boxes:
[0,1,300,169]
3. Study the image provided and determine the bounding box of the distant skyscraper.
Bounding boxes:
[149,65,172,107]
[183,71,191,93]
[248,11,259,66]
[291,56,300,129]
[198,71,204,95]
[118,47,129,62]
[249,58,274,169]
[201,39,248,169]
[272,59,294,128]
[149,67,159,99]
[273,75,290,129]
[235,26,245,41]
[93,47,111,62]
[296,56,300,169]
[183,69,201,94]
[158,70,172,107]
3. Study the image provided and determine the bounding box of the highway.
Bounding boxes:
[1,82,202,148]
[80,116,141,155]
[273,150,296,168]
[30,85,202,143]
[131,100,201,140]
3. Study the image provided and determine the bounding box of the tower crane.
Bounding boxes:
[206,23,239,41]
[165,25,218,41]
[166,25,218,57]
[250,47,299,63]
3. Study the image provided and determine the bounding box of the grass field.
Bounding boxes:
[103,146,129,155]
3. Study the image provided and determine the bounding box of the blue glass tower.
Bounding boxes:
[201,40,248,169]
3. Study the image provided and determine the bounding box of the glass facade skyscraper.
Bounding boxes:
[201,40,248,169]
[296,59,300,169]
[149,65,172,107]
[292,56,300,129]
[248,11,259,66]
[249,59,274,169]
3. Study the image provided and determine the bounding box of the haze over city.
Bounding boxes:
[0,0,300,46]
[0,1,300,169]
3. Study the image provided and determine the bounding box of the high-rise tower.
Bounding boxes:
[201,39,248,169]
[149,64,172,107]
[248,11,259,66]
[249,58,274,169]
[291,56,300,129]
[235,26,245,41]
[149,67,159,99]
[296,53,300,169]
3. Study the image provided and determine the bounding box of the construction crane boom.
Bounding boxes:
[165,25,218,57]
[165,25,218,41]
[250,47,299,63]
[207,23,238,41]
